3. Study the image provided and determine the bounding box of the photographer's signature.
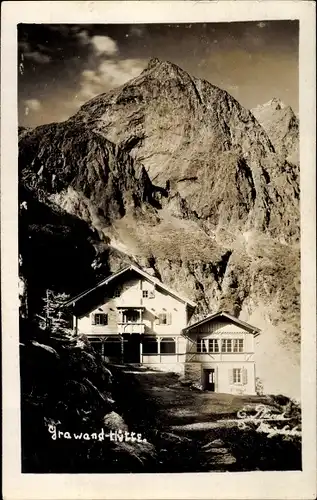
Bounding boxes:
[226,404,301,437]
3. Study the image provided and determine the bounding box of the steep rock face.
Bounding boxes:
[19,59,300,398]
[252,98,299,164]
[73,58,299,242]
[19,121,160,228]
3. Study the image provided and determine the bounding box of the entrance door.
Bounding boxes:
[123,335,141,363]
[204,369,216,391]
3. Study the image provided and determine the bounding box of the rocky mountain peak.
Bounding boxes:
[252,98,299,161]
[146,56,160,68]
[143,57,188,77]
[19,60,300,397]
[265,97,287,111]
[145,57,169,71]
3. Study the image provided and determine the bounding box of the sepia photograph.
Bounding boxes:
[1,1,316,499]
[17,19,302,474]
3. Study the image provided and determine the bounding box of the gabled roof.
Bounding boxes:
[63,264,196,308]
[183,311,261,335]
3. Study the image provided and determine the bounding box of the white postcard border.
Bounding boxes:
[1,2,316,499]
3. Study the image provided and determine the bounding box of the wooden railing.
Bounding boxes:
[117,322,145,334]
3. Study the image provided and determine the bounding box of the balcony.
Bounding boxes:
[118,322,145,334]
[117,306,145,334]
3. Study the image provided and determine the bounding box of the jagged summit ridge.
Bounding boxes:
[261,97,288,110]
[144,57,179,73]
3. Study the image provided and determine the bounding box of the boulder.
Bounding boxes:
[103,411,128,431]
[202,438,225,450]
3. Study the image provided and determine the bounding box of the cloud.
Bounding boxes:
[98,59,146,86]
[24,99,42,114]
[19,29,120,67]
[90,35,118,55]
[76,58,147,104]
[19,41,52,64]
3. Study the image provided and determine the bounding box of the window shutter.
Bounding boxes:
[242,368,248,385]
[167,313,172,325]
[215,366,218,391]
[229,369,234,385]
[91,314,96,325]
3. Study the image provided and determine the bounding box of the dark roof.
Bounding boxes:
[62,264,196,308]
[183,311,261,335]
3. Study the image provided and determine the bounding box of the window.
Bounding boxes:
[233,339,244,353]
[159,313,167,325]
[143,337,158,354]
[230,368,247,385]
[142,290,148,298]
[209,339,220,353]
[196,338,246,353]
[197,338,219,353]
[222,339,232,352]
[92,313,108,326]
[160,338,176,354]
[222,339,244,353]
[113,290,121,298]
[158,313,172,325]
[197,338,208,353]
[233,368,242,383]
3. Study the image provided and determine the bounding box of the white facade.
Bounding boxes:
[72,266,193,366]
[67,265,260,395]
[184,317,259,395]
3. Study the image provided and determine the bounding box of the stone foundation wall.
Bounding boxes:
[184,363,201,385]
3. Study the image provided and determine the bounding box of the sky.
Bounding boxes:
[18,21,299,128]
